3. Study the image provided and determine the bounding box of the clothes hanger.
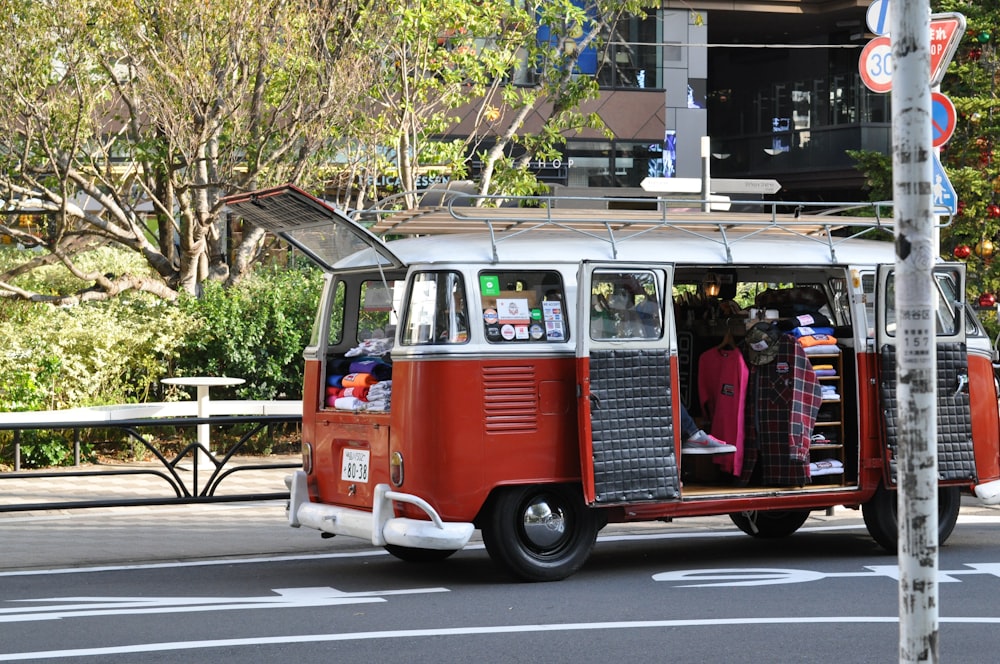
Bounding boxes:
[717,320,736,350]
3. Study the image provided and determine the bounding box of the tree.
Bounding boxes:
[934,0,1000,314]
[0,0,388,302]
[850,1,1000,329]
[473,0,659,200]
[352,0,659,209]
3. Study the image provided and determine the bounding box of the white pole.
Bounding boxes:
[890,1,938,662]
[701,136,711,213]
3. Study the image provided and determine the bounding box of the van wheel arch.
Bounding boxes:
[862,483,962,552]
[480,483,601,582]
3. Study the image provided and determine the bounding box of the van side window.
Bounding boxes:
[322,279,345,347]
[478,270,567,342]
[401,272,469,345]
[883,271,961,337]
[359,280,402,342]
[591,270,662,340]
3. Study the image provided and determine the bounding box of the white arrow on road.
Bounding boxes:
[0,586,449,623]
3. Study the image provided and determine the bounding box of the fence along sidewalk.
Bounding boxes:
[0,400,303,511]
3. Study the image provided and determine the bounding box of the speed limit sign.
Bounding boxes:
[859,36,892,93]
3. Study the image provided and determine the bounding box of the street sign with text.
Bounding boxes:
[930,13,966,86]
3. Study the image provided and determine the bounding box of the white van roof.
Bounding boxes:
[361,197,916,267]
[378,227,895,267]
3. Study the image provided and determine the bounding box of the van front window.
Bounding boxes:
[401,272,469,345]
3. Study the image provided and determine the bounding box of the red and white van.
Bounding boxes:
[225,184,1000,581]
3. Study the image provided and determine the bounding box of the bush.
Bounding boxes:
[172,266,322,400]
[0,261,321,466]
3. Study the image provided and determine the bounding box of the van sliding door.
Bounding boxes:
[875,264,976,485]
[576,262,679,505]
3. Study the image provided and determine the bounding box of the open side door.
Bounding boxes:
[576,262,680,505]
[223,184,403,272]
[875,264,976,485]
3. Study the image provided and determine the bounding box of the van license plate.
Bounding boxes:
[341,448,370,482]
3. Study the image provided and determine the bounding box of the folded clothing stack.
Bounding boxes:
[820,384,840,400]
[791,325,839,355]
[809,458,844,477]
[325,356,393,411]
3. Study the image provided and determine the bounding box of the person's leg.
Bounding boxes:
[679,403,736,452]
[679,402,699,440]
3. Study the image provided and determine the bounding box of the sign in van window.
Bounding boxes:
[478,270,567,343]
[400,272,469,345]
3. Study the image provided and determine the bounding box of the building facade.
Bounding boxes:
[458,1,884,202]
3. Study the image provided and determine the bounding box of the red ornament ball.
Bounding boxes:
[990,204,1000,218]
[954,244,972,259]
[980,293,997,309]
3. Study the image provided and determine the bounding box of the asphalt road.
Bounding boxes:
[3,500,1000,663]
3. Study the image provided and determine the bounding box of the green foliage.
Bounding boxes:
[173,267,323,400]
[0,264,322,466]
[0,246,154,296]
[846,149,892,201]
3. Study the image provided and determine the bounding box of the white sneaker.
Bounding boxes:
[682,430,737,454]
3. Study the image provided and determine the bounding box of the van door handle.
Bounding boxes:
[955,372,969,397]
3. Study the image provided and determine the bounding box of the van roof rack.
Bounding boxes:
[360,194,940,263]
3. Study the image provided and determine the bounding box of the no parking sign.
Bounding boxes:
[931,92,956,148]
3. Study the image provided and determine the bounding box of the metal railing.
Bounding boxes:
[0,412,301,512]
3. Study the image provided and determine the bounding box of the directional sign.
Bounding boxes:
[640,177,780,195]
[931,152,958,215]
[712,179,782,195]
[867,0,890,36]
[859,36,893,93]
[639,177,702,193]
[931,92,956,148]
[930,13,966,86]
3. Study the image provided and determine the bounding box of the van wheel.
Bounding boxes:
[384,545,457,563]
[729,510,811,538]
[481,484,599,582]
[862,484,962,552]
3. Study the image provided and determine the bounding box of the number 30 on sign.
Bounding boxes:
[860,36,892,93]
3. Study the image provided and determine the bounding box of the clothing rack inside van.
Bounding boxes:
[361,195,940,264]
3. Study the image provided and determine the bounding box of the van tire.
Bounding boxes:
[862,484,962,552]
[729,509,811,538]
[384,545,458,563]
[481,484,599,582]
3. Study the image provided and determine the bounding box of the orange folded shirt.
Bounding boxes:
[797,333,837,348]
[342,372,377,387]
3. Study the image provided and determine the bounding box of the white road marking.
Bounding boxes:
[0,586,448,623]
[3,616,1000,661]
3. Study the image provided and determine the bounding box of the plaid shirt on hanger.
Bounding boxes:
[741,335,822,486]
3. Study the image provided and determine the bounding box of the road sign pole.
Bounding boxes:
[700,136,711,213]
[890,0,940,661]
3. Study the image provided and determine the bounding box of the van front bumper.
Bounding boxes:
[286,470,475,550]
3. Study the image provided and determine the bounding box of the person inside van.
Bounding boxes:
[593,283,645,338]
[680,403,736,454]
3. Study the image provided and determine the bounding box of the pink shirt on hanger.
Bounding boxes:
[698,346,749,475]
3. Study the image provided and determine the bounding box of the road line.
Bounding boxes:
[4,616,1000,661]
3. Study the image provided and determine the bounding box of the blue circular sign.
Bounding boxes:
[931,92,956,148]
